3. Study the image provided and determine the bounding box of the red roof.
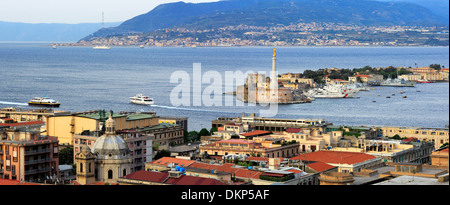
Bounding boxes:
[150,157,195,167]
[0,179,40,185]
[246,157,284,162]
[121,170,169,183]
[121,170,225,185]
[147,157,263,180]
[285,128,302,133]
[354,75,372,78]
[240,130,271,137]
[218,139,254,144]
[307,161,336,172]
[284,168,303,174]
[290,150,377,165]
[165,175,226,185]
[0,120,45,128]
[434,147,449,154]
[189,162,262,179]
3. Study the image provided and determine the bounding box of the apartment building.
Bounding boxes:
[0,122,59,183]
[200,139,299,159]
[381,126,449,149]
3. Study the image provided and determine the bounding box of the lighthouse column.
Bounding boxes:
[271,48,278,90]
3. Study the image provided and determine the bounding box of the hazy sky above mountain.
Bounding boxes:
[0,0,219,24]
[0,0,447,24]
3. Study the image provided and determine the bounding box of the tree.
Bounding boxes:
[154,150,171,160]
[210,127,218,134]
[187,131,199,142]
[198,128,211,137]
[430,64,441,70]
[59,146,74,165]
[183,129,189,143]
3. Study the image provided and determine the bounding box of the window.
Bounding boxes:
[80,163,83,173]
[123,169,127,177]
[108,170,113,179]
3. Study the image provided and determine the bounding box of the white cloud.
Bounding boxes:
[0,0,219,24]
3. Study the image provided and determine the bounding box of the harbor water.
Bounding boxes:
[0,43,448,131]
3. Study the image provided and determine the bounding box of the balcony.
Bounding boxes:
[25,148,51,155]
[25,167,52,175]
[25,158,53,165]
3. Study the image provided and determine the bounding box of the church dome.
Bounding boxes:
[91,135,130,159]
[91,113,130,160]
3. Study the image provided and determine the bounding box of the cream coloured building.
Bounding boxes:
[381,126,449,150]
[46,111,159,145]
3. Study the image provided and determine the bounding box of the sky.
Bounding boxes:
[0,0,219,24]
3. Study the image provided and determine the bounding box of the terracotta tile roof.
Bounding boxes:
[147,157,263,180]
[283,168,303,174]
[307,161,336,172]
[149,157,195,167]
[121,170,169,183]
[189,162,262,179]
[72,180,118,185]
[285,128,302,133]
[240,130,271,137]
[165,175,226,185]
[290,150,377,165]
[246,157,284,162]
[434,147,449,154]
[0,120,45,128]
[0,179,40,185]
[217,139,254,144]
[354,74,372,78]
[121,170,225,185]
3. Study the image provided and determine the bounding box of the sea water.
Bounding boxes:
[0,43,448,131]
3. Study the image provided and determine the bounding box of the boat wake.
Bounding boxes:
[0,101,28,106]
[149,104,238,114]
[150,104,210,112]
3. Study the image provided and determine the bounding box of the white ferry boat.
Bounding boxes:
[28,96,60,107]
[93,45,111,50]
[130,94,154,105]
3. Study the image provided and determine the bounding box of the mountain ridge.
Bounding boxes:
[83,0,448,41]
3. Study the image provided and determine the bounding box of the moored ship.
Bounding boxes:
[380,78,416,87]
[130,94,154,105]
[28,96,60,107]
[304,84,356,99]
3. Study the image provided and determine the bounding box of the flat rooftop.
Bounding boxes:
[374,175,449,185]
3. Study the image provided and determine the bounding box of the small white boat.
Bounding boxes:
[130,94,154,105]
